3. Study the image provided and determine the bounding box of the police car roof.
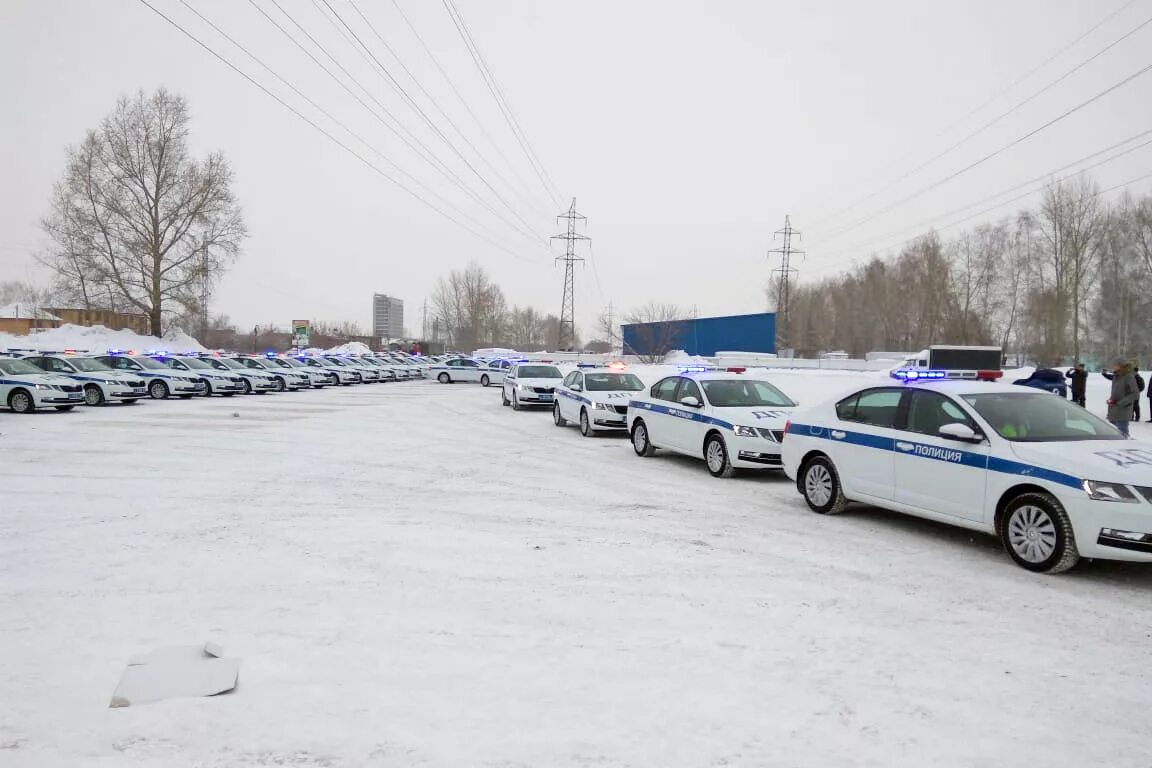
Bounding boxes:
[902,379,1028,396]
[678,370,772,382]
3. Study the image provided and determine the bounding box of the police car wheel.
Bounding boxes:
[275,377,287,392]
[1001,493,1080,574]
[800,456,847,514]
[705,433,735,478]
[84,385,104,406]
[481,374,490,387]
[553,403,567,426]
[580,408,594,437]
[55,405,75,412]
[511,394,522,410]
[501,389,510,407]
[438,373,451,384]
[242,379,253,395]
[149,380,169,400]
[631,420,656,457]
[9,389,34,414]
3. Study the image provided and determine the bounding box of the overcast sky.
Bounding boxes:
[2,0,1151,337]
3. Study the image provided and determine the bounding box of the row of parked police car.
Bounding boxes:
[431,353,1152,575]
[0,348,435,412]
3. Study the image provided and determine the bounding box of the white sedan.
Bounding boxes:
[24,354,148,405]
[96,354,206,399]
[429,356,486,384]
[553,367,645,436]
[627,372,797,477]
[782,377,1152,573]
[501,363,564,410]
[0,356,85,412]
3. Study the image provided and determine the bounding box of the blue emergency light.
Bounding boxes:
[890,368,948,382]
[677,364,710,373]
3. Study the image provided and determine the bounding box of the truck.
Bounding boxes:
[896,345,1003,380]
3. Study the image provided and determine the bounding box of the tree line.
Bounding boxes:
[777,175,1152,365]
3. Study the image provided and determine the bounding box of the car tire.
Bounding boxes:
[9,389,34,414]
[501,388,510,407]
[511,393,522,411]
[84,384,105,407]
[704,433,735,478]
[438,373,451,384]
[800,455,847,514]
[55,405,75,412]
[149,380,169,400]
[579,408,594,437]
[242,379,253,395]
[481,374,490,387]
[1000,492,1080,574]
[631,419,656,457]
[553,402,567,426]
[275,377,287,393]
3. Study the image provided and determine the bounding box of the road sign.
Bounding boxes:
[292,320,310,348]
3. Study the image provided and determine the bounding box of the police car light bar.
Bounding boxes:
[677,364,711,373]
[890,368,948,382]
[976,370,1004,381]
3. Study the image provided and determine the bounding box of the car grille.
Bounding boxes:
[532,387,555,394]
[60,384,82,393]
[756,428,785,442]
[612,405,628,415]
[231,377,245,385]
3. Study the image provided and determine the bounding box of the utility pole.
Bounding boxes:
[550,198,589,351]
[421,299,428,341]
[768,215,804,351]
[200,239,209,344]
[605,300,615,350]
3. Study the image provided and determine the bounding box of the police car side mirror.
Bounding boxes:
[571,384,582,392]
[938,423,983,443]
[680,396,702,408]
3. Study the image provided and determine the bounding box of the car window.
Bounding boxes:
[651,377,680,401]
[836,388,903,428]
[700,379,795,407]
[905,391,972,436]
[24,357,48,371]
[963,392,1125,442]
[517,365,561,378]
[677,378,703,403]
[461,360,480,368]
[563,371,579,387]
[49,358,72,373]
[585,373,644,391]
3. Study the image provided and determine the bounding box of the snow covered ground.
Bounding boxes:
[1,372,1151,767]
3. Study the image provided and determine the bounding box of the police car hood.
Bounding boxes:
[7,372,73,385]
[714,404,796,428]
[584,388,641,405]
[1009,440,1152,485]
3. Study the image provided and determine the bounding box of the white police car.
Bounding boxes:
[628,371,797,476]
[430,356,487,384]
[24,353,148,405]
[150,354,246,396]
[265,355,335,387]
[554,367,645,436]
[479,358,517,388]
[501,363,564,410]
[299,356,361,385]
[782,372,1152,573]
[235,355,312,390]
[198,355,280,393]
[96,352,206,399]
[0,356,85,412]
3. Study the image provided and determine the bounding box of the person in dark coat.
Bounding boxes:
[1105,358,1139,437]
[1065,362,1087,407]
[1135,366,1145,421]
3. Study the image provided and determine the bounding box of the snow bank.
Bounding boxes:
[326,341,372,355]
[0,323,205,353]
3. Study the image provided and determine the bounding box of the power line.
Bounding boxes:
[443,0,564,210]
[315,0,549,245]
[807,0,1140,226]
[767,216,804,349]
[819,60,1152,239]
[819,10,1152,239]
[806,168,1152,280]
[136,0,535,264]
[387,0,548,214]
[818,128,1152,262]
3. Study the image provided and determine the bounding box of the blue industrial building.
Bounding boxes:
[621,312,777,358]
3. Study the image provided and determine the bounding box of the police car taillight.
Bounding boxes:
[976,370,1003,381]
[783,420,790,440]
[727,367,746,373]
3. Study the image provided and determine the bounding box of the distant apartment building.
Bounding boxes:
[372,294,404,339]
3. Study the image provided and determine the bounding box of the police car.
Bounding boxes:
[553,367,645,436]
[232,355,311,390]
[198,355,280,393]
[363,356,402,381]
[149,354,246,396]
[501,363,564,410]
[430,356,487,384]
[627,370,797,476]
[298,356,361,385]
[782,371,1152,574]
[0,356,85,412]
[96,352,206,399]
[479,358,516,388]
[264,355,336,387]
[24,353,148,405]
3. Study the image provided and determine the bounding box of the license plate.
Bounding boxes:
[538,395,553,401]
[68,393,82,400]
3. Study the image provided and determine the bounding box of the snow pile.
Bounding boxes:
[0,323,205,353]
[662,349,711,365]
[326,341,372,355]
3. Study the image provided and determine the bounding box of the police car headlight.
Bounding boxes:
[593,401,612,410]
[106,379,120,385]
[34,383,51,390]
[1082,480,1139,503]
[733,425,758,437]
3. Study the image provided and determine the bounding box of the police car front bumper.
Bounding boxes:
[36,390,84,405]
[1066,497,1152,562]
[731,434,784,469]
[590,407,628,429]
[515,390,554,404]
[110,387,148,400]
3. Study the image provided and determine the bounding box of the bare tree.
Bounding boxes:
[429,262,508,350]
[622,302,687,363]
[38,88,246,336]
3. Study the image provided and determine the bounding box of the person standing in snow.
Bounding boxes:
[1135,366,1145,421]
[1064,362,1087,407]
[1105,358,1139,437]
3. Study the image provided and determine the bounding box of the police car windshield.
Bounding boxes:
[585,373,644,391]
[131,356,167,370]
[517,365,561,378]
[0,358,44,375]
[962,392,1125,442]
[68,357,113,372]
[702,379,795,407]
[173,357,211,369]
[324,358,348,366]
[263,358,290,368]
[215,358,246,370]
